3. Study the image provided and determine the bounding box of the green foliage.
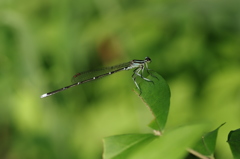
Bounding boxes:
[102,72,224,159]
[135,72,170,131]
[228,129,240,159]
[103,72,171,158]
[103,134,156,159]
[104,124,208,159]
[130,124,208,159]
[189,123,225,158]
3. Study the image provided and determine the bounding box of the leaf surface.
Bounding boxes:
[135,72,170,131]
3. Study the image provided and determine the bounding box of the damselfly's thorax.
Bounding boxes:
[132,57,151,63]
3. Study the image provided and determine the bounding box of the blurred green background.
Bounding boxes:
[1,0,240,158]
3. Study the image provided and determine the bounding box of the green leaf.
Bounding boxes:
[148,119,160,131]
[103,134,156,159]
[135,72,171,131]
[190,123,225,158]
[130,124,208,159]
[227,128,240,159]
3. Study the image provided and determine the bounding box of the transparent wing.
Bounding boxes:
[71,61,131,83]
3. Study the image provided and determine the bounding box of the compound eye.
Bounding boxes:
[145,57,151,62]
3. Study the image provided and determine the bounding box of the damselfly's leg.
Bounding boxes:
[146,68,158,80]
[135,66,154,84]
[132,65,156,95]
[145,63,158,80]
[136,72,154,83]
[132,68,142,94]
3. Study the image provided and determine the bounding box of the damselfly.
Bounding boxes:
[41,57,155,98]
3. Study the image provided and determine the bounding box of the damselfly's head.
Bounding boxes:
[145,57,151,63]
